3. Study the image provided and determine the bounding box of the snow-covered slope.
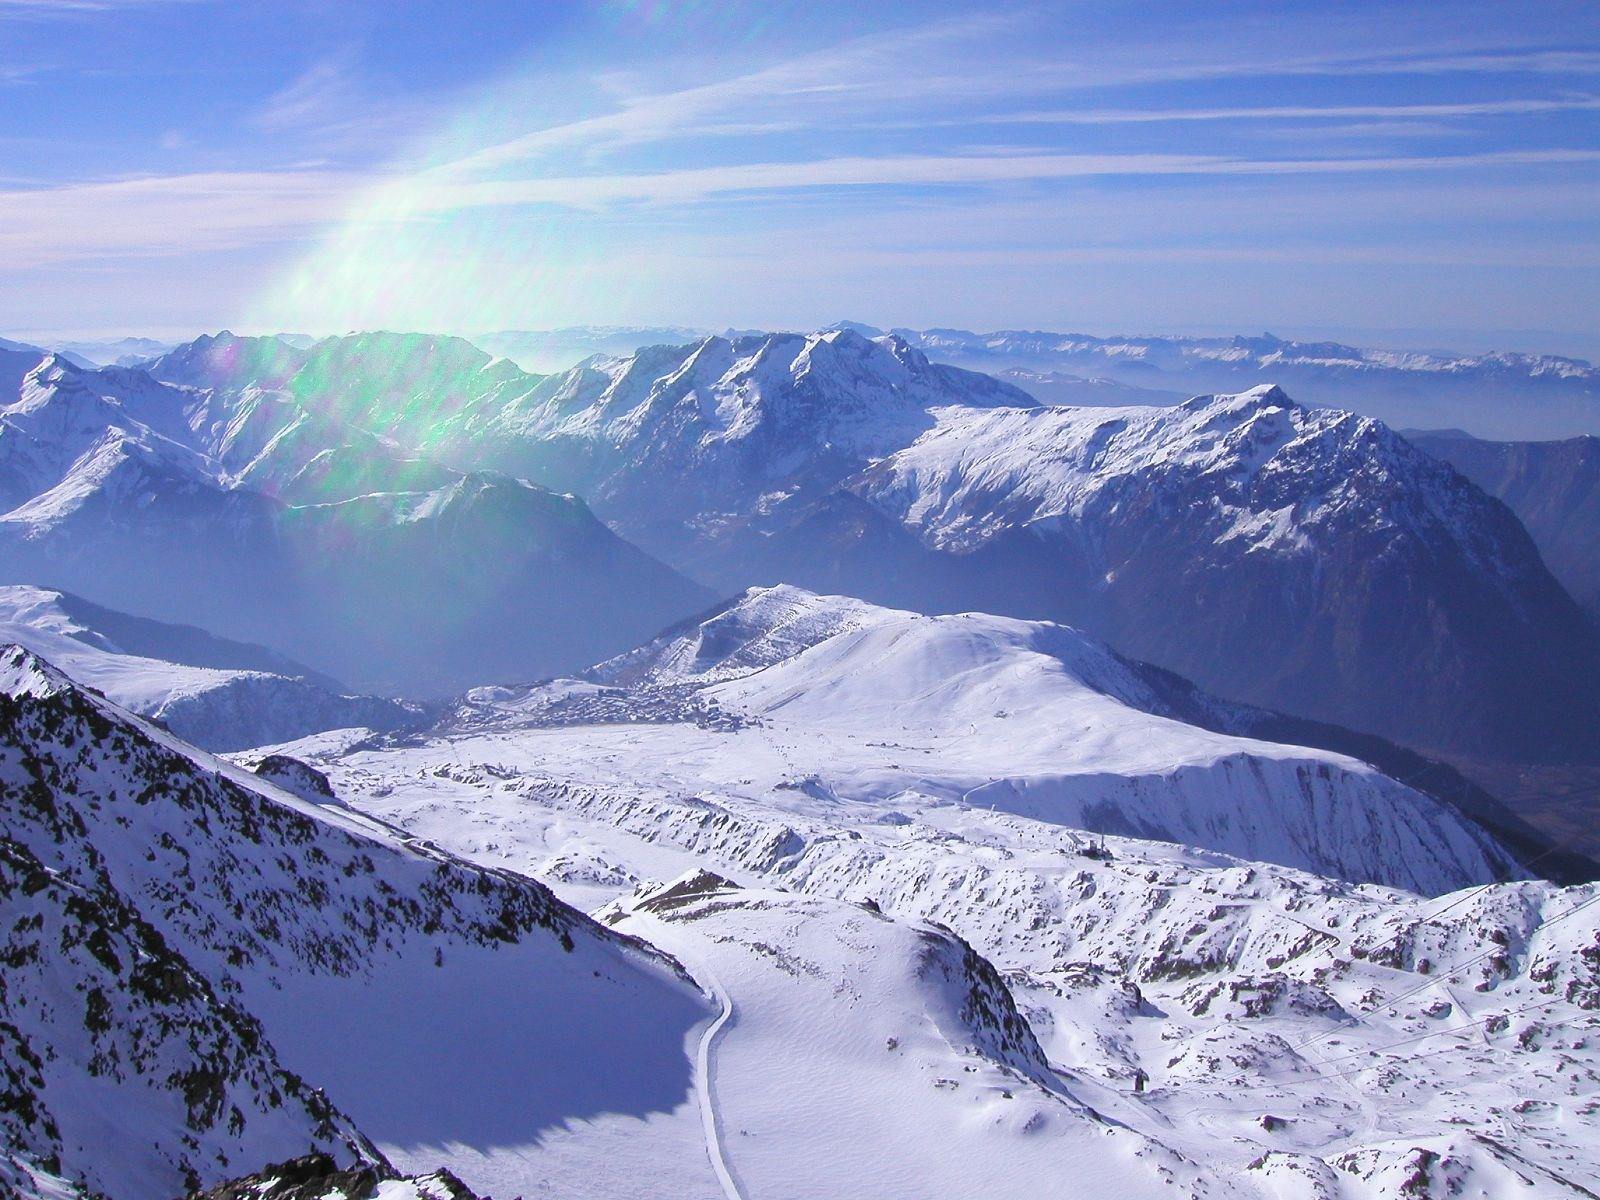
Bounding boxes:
[598,872,1223,1200]
[838,386,1600,764]
[0,645,710,1200]
[274,592,1600,1199]
[480,585,1515,893]
[0,586,417,750]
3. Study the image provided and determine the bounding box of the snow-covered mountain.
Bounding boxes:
[0,343,713,694]
[265,588,1600,1200]
[19,329,1595,762]
[838,385,1600,764]
[0,645,708,1200]
[441,327,1036,567]
[0,585,417,750]
[461,327,1595,768]
[873,324,1600,440]
[471,585,1520,893]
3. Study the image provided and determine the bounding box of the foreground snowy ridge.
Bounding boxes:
[259,586,1600,1198]
[0,644,709,1200]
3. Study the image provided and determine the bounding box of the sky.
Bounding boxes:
[1,0,1598,355]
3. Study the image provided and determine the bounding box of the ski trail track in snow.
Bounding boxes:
[633,913,748,1200]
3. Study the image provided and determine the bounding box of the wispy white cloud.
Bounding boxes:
[992,96,1600,126]
[0,0,197,14]
[7,146,1597,269]
[0,170,359,267]
[431,19,1600,187]
[438,13,1031,174]
[254,52,363,133]
[409,148,1600,211]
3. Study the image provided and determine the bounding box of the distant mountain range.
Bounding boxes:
[450,322,1600,439]
[410,328,1598,770]
[3,326,1596,770]
[0,339,710,694]
[472,326,704,374]
[873,324,1600,440]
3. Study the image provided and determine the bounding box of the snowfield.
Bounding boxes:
[241,588,1599,1199]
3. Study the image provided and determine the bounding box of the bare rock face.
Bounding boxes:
[188,1152,482,1200]
[252,753,338,803]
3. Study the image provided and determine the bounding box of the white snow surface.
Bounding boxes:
[854,385,1496,562]
[581,585,1511,893]
[266,581,1599,1198]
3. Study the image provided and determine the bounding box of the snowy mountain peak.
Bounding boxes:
[593,584,886,688]
[581,584,1519,891]
[0,643,79,700]
[450,328,1038,553]
[1190,381,1294,410]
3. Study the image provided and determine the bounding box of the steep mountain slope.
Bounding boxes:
[0,645,710,1200]
[1408,429,1600,622]
[598,873,1222,1200]
[427,585,1517,893]
[881,324,1600,439]
[443,327,1036,566]
[150,330,534,456]
[0,344,714,695]
[276,600,1600,1200]
[841,386,1600,765]
[0,344,50,424]
[0,586,416,749]
[148,330,308,395]
[275,471,715,694]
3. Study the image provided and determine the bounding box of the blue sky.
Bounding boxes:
[1,0,1598,354]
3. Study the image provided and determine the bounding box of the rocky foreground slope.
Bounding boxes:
[0,644,707,1200]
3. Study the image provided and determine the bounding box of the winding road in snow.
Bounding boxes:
[631,912,748,1200]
